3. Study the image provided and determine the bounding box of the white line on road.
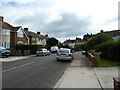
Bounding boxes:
[2,62,34,73]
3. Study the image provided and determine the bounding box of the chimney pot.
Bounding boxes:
[37,32,41,34]
[24,28,28,31]
[45,34,48,37]
[0,16,4,22]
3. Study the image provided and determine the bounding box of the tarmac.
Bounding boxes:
[54,52,119,89]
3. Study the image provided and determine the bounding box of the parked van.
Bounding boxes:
[50,46,58,53]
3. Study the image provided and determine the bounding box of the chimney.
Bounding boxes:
[0,16,4,22]
[37,32,41,35]
[101,30,104,33]
[45,34,48,37]
[24,28,28,31]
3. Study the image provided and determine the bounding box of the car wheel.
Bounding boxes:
[57,58,60,61]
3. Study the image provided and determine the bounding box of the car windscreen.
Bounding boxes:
[37,49,42,51]
[59,50,69,53]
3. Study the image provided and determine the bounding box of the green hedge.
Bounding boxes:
[95,40,120,61]
[16,44,47,54]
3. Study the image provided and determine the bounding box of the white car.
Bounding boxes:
[56,48,74,61]
[50,46,58,53]
[36,48,50,56]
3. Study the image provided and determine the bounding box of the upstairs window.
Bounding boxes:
[2,29,10,35]
[32,37,36,40]
[17,30,23,37]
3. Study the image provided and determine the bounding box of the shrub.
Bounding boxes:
[16,44,47,54]
[95,40,120,61]
[86,33,112,50]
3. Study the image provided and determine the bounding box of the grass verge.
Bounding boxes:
[89,50,120,67]
[96,56,120,67]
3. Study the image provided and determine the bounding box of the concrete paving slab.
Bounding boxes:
[55,67,101,88]
[0,55,33,62]
[93,67,119,89]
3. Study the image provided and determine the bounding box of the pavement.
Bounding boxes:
[54,52,119,89]
[0,55,34,62]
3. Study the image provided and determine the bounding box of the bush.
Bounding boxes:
[86,33,112,50]
[95,40,120,61]
[16,44,47,54]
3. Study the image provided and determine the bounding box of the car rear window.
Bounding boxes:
[37,49,42,51]
[59,50,69,53]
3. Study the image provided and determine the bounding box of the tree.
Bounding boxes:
[46,37,58,49]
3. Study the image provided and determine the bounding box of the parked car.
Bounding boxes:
[81,51,86,55]
[0,46,11,57]
[36,48,50,56]
[50,46,58,53]
[56,48,74,61]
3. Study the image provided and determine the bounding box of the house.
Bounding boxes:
[10,26,29,48]
[0,16,49,49]
[24,28,49,46]
[63,38,85,48]
[0,16,13,49]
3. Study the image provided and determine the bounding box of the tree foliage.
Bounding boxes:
[86,33,112,50]
[46,37,58,49]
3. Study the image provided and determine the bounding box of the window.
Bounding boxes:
[2,42,10,48]
[2,29,10,35]
[17,30,23,37]
[32,37,36,40]
[36,38,39,41]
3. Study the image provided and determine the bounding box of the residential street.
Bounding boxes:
[2,53,71,88]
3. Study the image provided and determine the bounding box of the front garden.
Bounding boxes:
[75,33,120,67]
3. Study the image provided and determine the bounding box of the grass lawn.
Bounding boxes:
[96,56,120,67]
[89,50,120,67]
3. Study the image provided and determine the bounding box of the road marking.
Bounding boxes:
[2,62,34,73]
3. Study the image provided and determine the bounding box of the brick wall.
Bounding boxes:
[10,32,16,49]
[87,53,97,67]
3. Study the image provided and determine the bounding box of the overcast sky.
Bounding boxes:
[0,0,119,42]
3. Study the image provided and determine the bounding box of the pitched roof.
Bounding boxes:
[0,21,13,30]
[13,26,21,31]
[24,30,49,39]
[102,30,120,37]
[64,38,85,44]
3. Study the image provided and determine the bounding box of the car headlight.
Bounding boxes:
[2,51,5,53]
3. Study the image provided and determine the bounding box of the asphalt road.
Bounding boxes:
[2,53,71,88]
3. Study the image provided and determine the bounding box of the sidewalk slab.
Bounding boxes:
[93,67,119,89]
[55,67,101,88]
[0,55,33,62]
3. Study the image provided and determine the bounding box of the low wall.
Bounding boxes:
[10,49,31,56]
[87,53,97,67]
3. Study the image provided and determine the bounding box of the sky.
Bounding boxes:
[0,0,119,42]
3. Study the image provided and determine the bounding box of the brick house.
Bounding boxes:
[0,16,49,49]
[24,28,49,46]
[10,26,29,48]
[0,16,13,48]
[63,38,85,48]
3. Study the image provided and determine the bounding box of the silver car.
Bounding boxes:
[56,48,74,61]
[36,48,50,56]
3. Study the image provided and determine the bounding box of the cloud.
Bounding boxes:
[2,0,118,42]
[36,12,91,38]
